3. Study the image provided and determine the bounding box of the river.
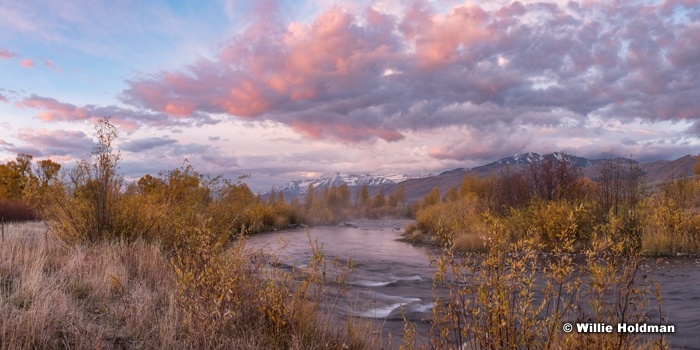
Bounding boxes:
[247,220,700,349]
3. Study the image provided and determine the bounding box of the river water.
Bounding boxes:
[247,220,700,349]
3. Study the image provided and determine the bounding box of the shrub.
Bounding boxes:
[415,195,484,247]
[171,219,370,349]
[0,200,39,222]
[502,200,594,250]
[404,208,664,350]
[40,118,131,244]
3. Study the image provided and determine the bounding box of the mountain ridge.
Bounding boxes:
[266,152,697,203]
[268,172,433,196]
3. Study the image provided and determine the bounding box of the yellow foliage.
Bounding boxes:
[415,194,485,247]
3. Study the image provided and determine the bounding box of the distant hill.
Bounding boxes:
[640,155,696,185]
[264,172,432,201]
[383,153,696,203]
[266,153,697,204]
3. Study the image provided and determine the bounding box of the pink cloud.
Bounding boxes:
[0,49,18,59]
[118,0,700,148]
[413,5,492,68]
[122,6,408,142]
[16,94,218,133]
[17,95,90,121]
[20,59,33,68]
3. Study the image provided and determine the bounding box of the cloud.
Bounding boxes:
[428,127,532,161]
[116,140,245,182]
[3,128,95,158]
[201,153,239,169]
[0,49,18,59]
[117,1,700,147]
[16,94,220,133]
[44,59,62,72]
[121,137,177,153]
[20,58,33,68]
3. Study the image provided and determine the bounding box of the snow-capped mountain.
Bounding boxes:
[268,172,431,196]
[494,152,594,167]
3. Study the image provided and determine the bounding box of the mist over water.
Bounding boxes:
[247,220,700,349]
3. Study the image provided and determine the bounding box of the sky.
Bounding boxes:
[0,0,699,192]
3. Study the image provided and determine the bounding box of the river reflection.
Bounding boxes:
[247,220,700,349]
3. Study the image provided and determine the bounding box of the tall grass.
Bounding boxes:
[0,222,376,350]
[0,222,180,350]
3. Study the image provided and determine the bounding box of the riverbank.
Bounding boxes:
[0,221,376,350]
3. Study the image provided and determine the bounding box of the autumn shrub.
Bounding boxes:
[450,231,487,253]
[501,200,594,250]
[39,118,136,244]
[414,194,485,247]
[403,207,665,350]
[402,222,423,243]
[170,218,371,349]
[640,179,700,255]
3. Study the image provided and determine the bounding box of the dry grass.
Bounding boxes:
[451,231,487,253]
[0,222,377,350]
[0,221,180,350]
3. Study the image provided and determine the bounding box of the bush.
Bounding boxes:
[415,195,484,247]
[404,210,664,350]
[40,118,131,244]
[171,219,370,349]
[502,200,594,250]
[640,194,700,255]
[0,200,39,222]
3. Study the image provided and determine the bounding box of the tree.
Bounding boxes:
[595,158,645,216]
[325,184,350,221]
[268,188,277,205]
[357,185,370,208]
[136,174,165,195]
[276,190,285,205]
[423,187,440,208]
[44,117,126,242]
[444,186,459,202]
[487,169,530,215]
[81,117,123,238]
[372,188,386,209]
[460,173,489,198]
[388,184,406,207]
[527,153,582,201]
[0,153,34,200]
[305,184,315,210]
[36,159,61,189]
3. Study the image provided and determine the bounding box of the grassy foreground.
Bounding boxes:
[0,222,374,350]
